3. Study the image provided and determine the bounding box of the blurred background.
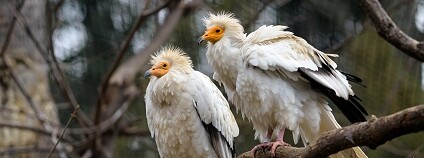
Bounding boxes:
[0,0,423,157]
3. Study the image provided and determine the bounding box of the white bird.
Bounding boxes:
[144,46,239,158]
[198,13,368,158]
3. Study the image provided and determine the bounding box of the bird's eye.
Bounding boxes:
[215,29,220,33]
[163,64,167,67]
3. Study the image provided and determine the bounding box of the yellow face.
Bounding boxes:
[145,61,171,78]
[201,26,224,44]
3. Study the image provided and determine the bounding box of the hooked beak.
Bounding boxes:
[144,69,152,79]
[197,37,204,45]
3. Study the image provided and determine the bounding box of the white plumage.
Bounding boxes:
[144,46,239,158]
[199,13,367,158]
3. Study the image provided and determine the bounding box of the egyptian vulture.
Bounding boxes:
[198,13,368,158]
[144,46,239,158]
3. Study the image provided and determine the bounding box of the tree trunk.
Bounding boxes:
[0,0,59,157]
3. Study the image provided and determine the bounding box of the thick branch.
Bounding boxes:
[358,0,424,62]
[238,104,424,158]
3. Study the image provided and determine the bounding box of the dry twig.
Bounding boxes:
[90,0,202,156]
[6,1,93,127]
[47,105,80,158]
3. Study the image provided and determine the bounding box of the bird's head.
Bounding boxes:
[198,12,244,45]
[144,46,193,79]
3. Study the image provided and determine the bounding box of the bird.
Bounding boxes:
[144,46,239,158]
[198,12,368,158]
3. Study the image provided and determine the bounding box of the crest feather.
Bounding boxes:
[203,12,244,35]
[150,46,193,72]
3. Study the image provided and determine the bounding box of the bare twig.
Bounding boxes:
[238,104,424,158]
[0,121,52,137]
[0,1,25,57]
[0,146,57,155]
[0,106,62,127]
[0,121,74,143]
[109,0,201,86]
[6,1,93,127]
[76,95,134,155]
[90,0,202,156]
[358,0,424,61]
[47,105,80,158]
[90,1,170,153]
[0,56,67,154]
[94,0,172,126]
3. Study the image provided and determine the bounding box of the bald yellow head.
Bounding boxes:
[144,46,193,79]
[199,26,225,44]
[198,12,244,45]
[145,61,171,78]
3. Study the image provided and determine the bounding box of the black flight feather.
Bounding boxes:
[298,68,368,123]
[194,101,236,158]
[340,71,366,87]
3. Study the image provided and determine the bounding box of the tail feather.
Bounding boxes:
[300,103,368,158]
[320,105,367,158]
[205,123,236,158]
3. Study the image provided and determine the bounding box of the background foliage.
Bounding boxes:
[1,0,423,157]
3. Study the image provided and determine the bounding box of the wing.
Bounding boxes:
[144,83,156,138]
[243,25,367,123]
[189,71,239,158]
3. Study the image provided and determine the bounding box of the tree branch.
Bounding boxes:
[0,146,57,155]
[109,0,201,86]
[0,121,74,143]
[47,105,80,158]
[0,1,25,57]
[89,1,202,156]
[93,0,172,127]
[6,1,93,127]
[358,0,424,62]
[238,104,424,158]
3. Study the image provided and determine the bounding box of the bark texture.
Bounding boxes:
[238,105,424,158]
[358,0,424,61]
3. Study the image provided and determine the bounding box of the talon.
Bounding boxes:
[250,142,272,157]
[270,141,291,157]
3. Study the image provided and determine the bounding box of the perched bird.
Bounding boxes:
[198,13,368,158]
[144,46,239,158]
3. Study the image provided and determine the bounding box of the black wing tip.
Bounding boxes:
[340,71,366,87]
[338,96,368,123]
[204,123,236,158]
[350,95,368,116]
[330,94,368,123]
[194,102,236,157]
[299,70,368,123]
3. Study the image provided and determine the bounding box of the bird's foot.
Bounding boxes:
[250,142,273,157]
[270,140,290,157]
[250,141,290,157]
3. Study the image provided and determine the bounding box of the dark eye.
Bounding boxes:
[163,64,167,67]
[215,29,220,33]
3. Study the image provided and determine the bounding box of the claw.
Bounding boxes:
[249,141,291,157]
[270,141,291,157]
[250,142,272,157]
